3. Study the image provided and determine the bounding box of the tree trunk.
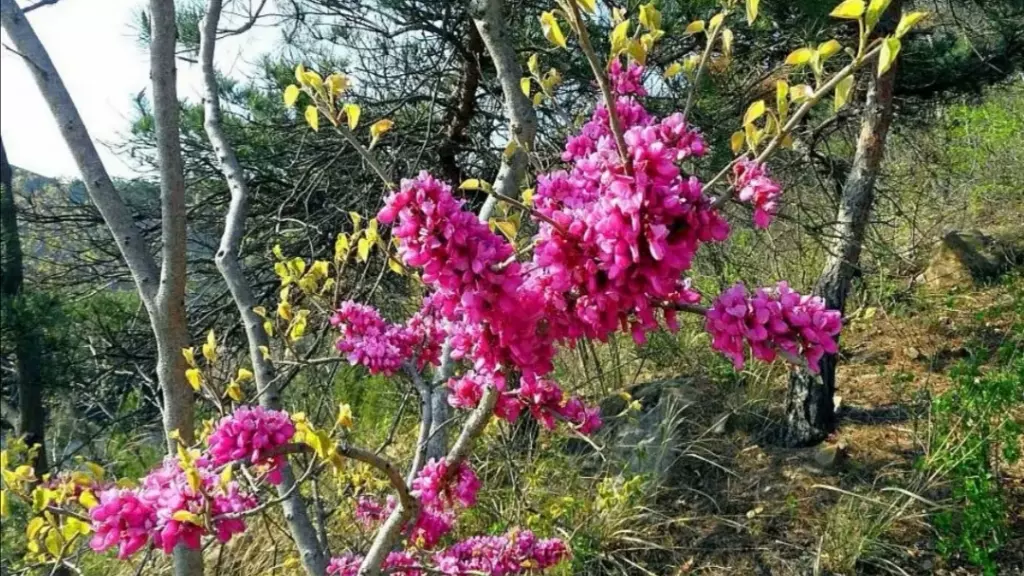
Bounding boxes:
[199,2,327,573]
[0,138,49,476]
[1,2,199,573]
[783,4,901,447]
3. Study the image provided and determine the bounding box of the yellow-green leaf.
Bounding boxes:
[866,0,891,30]
[878,36,901,77]
[830,0,865,19]
[743,100,766,127]
[171,510,202,525]
[786,47,815,66]
[182,347,196,368]
[349,211,363,232]
[203,330,217,362]
[294,64,306,85]
[388,258,404,275]
[896,11,927,38]
[709,12,725,31]
[357,237,371,262]
[336,403,354,430]
[63,517,91,540]
[576,0,596,13]
[259,345,271,360]
[79,490,99,510]
[236,368,254,383]
[44,528,60,556]
[684,20,705,35]
[527,53,540,76]
[283,84,300,108]
[343,103,361,131]
[225,381,244,403]
[664,62,684,79]
[491,219,518,241]
[325,73,350,96]
[220,464,233,488]
[721,28,734,57]
[776,80,790,121]
[835,75,854,111]
[302,70,323,91]
[185,369,202,391]
[539,12,567,49]
[27,516,46,539]
[639,3,662,32]
[520,77,531,96]
[253,306,267,318]
[289,310,309,342]
[277,301,292,321]
[369,119,394,147]
[0,490,7,518]
[746,0,760,25]
[366,218,379,244]
[459,179,493,192]
[610,20,630,55]
[522,188,535,206]
[790,84,814,102]
[304,105,320,132]
[818,39,842,60]
[730,131,745,154]
[272,243,284,259]
[503,139,520,159]
[263,320,274,337]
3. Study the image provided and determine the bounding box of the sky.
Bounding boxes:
[1,0,279,179]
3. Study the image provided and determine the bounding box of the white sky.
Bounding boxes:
[1,0,280,179]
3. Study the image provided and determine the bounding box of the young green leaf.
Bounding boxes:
[343,103,361,131]
[520,77,531,96]
[709,12,725,31]
[744,100,766,127]
[818,39,842,60]
[865,0,892,30]
[540,12,567,49]
[527,53,540,76]
[721,28,734,57]
[878,37,901,76]
[785,47,815,66]
[835,75,854,111]
[896,11,928,38]
[776,80,790,122]
[664,62,684,79]
[730,130,745,154]
[639,3,662,32]
[610,20,630,55]
[684,20,705,35]
[283,84,300,107]
[746,0,760,25]
[304,105,319,132]
[830,0,866,19]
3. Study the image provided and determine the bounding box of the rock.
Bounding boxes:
[572,377,704,484]
[905,346,922,360]
[920,227,1024,290]
[811,439,849,471]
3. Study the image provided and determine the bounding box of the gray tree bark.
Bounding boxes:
[198,2,327,573]
[422,0,541,462]
[0,138,48,477]
[1,2,199,572]
[783,3,902,447]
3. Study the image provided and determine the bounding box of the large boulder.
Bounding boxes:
[920,227,1024,289]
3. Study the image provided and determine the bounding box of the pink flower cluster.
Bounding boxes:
[327,530,567,576]
[378,172,554,379]
[734,159,783,229]
[206,406,295,485]
[411,459,480,509]
[530,64,726,347]
[706,282,843,372]
[330,301,421,375]
[89,457,257,558]
[354,495,389,528]
[89,489,153,559]
[446,371,601,434]
[432,529,569,575]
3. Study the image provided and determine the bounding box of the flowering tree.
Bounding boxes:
[0,0,926,575]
